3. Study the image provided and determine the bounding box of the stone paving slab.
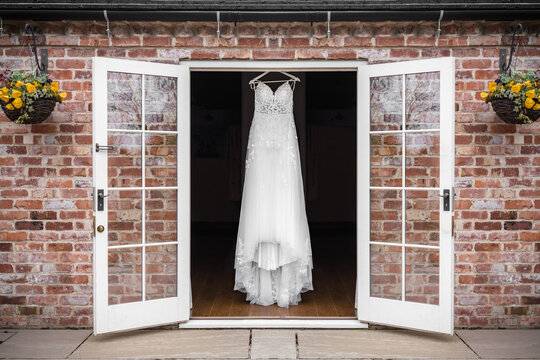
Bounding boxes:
[0,331,16,343]
[69,329,250,359]
[297,329,478,359]
[251,329,297,359]
[457,330,540,359]
[0,329,91,359]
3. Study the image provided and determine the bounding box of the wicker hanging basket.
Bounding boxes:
[490,98,540,124]
[1,97,57,124]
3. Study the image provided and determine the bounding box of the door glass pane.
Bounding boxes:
[107,132,142,188]
[370,134,402,187]
[405,190,439,246]
[145,75,178,131]
[405,132,440,187]
[107,72,142,130]
[108,190,142,246]
[405,247,439,305]
[145,189,177,244]
[370,75,402,131]
[145,244,177,300]
[405,72,440,130]
[108,247,142,305]
[370,189,402,244]
[145,134,177,187]
[370,244,402,300]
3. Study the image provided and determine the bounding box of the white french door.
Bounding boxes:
[357,57,455,334]
[92,58,454,334]
[92,57,190,334]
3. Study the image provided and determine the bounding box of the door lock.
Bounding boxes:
[97,225,105,233]
[96,189,106,211]
[440,189,450,211]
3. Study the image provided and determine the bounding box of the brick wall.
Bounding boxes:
[0,20,538,328]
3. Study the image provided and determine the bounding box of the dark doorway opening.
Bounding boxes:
[190,71,357,318]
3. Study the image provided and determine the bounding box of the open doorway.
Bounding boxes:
[190,71,357,318]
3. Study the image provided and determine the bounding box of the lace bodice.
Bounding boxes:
[245,81,298,170]
[254,82,294,115]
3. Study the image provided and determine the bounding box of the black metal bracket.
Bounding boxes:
[499,23,522,75]
[24,24,48,75]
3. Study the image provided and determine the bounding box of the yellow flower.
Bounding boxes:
[534,104,540,111]
[524,81,532,87]
[0,94,9,102]
[480,92,489,101]
[26,83,36,93]
[15,81,24,87]
[511,83,522,93]
[59,92,67,102]
[11,89,21,98]
[524,98,535,109]
[525,89,535,98]
[12,97,22,109]
[0,87,7,94]
[488,81,497,92]
[6,103,14,110]
[51,82,59,92]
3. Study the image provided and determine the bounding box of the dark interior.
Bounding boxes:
[190,71,357,318]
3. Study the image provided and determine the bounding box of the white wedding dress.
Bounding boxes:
[234,81,313,308]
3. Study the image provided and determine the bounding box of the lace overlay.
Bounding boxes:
[234,81,313,308]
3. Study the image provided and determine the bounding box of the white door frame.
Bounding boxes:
[181,60,368,329]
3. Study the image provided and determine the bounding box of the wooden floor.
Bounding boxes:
[191,227,356,318]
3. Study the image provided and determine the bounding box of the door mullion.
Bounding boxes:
[401,74,406,302]
[141,74,146,302]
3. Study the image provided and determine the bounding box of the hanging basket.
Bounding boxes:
[490,98,540,124]
[1,97,58,124]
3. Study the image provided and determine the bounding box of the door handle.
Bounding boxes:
[96,189,106,211]
[95,143,115,152]
[439,189,450,211]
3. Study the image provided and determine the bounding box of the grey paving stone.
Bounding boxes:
[0,329,91,359]
[251,329,297,359]
[70,329,250,359]
[0,331,16,343]
[298,329,478,359]
[457,330,540,359]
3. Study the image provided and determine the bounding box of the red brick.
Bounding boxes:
[45,222,73,231]
[59,275,88,284]
[15,221,44,231]
[0,296,26,305]
[252,49,295,59]
[14,200,42,209]
[0,264,13,273]
[375,37,405,46]
[474,222,502,231]
[47,243,73,252]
